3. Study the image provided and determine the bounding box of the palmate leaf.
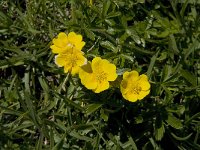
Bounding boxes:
[1,0,200,149]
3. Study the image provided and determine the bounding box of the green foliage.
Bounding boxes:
[0,0,200,149]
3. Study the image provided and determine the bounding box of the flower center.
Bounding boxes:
[131,85,142,95]
[96,72,107,82]
[67,43,74,48]
[70,56,78,66]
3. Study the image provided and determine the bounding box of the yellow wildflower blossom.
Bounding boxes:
[120,71,150,102]
[79,57,118,93]
[50,32,85,54]
[55,48,87,76]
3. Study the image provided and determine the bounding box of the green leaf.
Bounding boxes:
[171,132,193,141]
[50,127,54,149]
[165,113,183,129]
[125,136,138,150]
[137,0,145,3]
[149,137,159,150]
[169,34,179,54]
[147,51,160,78]
[185,112,200,125]
[0,54,31,69]
[38,100,57,115]
[180,0,190,17]
[52,133,66,150]
[38,76,49,92]
[161,65,172,82]
[0,105,22,116]
[156,30,170,38]
[155,122,165,141]
[162,85,173,104]
[126,28,141,45]
[184,38,200,60]
[102,0,111,18]
[105,19,116,26]
[135,115,143,124]
[84,28,95,41]
[180,68,197,86]
[85,104,102,116]
[107,11,121,18]
[36,134,44,150]
[24,91,41,129]
[100,41,118,53]
[119,33,129,44]
[10,121,34,134]
[157,52,167,61]
[120,54,134,62]
[69,130,93,142]
[100,109,109,121]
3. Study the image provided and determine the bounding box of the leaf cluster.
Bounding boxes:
[0,0,200,149]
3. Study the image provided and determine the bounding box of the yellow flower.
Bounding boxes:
[50,32,85,54]
[79,57,118,93]
[120,71,150,102]
[55,48,87,76]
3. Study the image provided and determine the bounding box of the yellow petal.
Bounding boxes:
[58,32,68,38]
[51,33,69,54]
[75,41,85,50]
[93,81,109,93]
[103,63,117,81]
[55,55,66,67]
[123,71,139,81]
[67,32,76,39]
[120,80,129,94]
[140,80,150,91]
[123,92,138,102]
[91,57,102,72]
[74,35,83,43]
[129,71,140,81]
[74,53,87,66]
[53,37,67,48]
[52,38,62,47]
[79,69,97,89]
[138,90,150,100]
[84,76,97,89]
[71,66,80,76]
[139,74,148,81]
[63,63,71,73]
[79,62,97,89]
[50,45,63,53]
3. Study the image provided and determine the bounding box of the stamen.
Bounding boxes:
[131,85,142,94]
[96,72,107,82]
[67,43,74,48]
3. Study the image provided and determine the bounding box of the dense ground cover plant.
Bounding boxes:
[0,0,200,149]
